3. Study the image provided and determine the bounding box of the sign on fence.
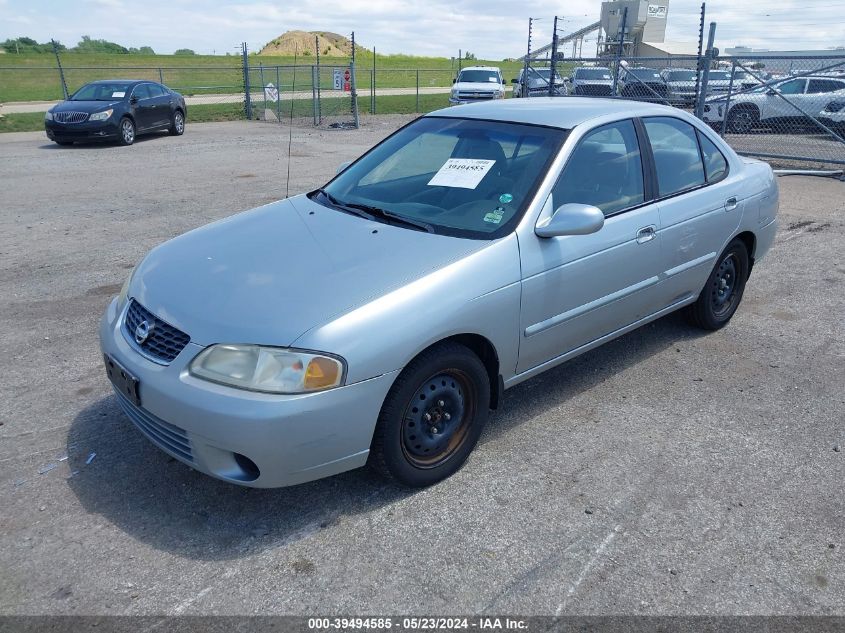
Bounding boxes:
[332,68,352,91]
[264,83,279,102]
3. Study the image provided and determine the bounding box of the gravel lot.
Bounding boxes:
[0,118,843,616]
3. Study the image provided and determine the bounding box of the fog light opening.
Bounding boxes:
[233,452,260,481]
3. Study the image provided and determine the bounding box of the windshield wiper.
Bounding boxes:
[317,189,435,233]
[316,188,376,222]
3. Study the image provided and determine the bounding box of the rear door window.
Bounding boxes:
[643,117,706,197]
[696,131,729,184]
[807,79,845,94]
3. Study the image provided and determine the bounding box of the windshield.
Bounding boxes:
[316,117,567,239]
[733,71,750,80]
[666,70,695,81]
[458,70,501,84]
[575,68,612,80]
[708,71,732,81]
[627,68,661,80]
[70,82,133,101]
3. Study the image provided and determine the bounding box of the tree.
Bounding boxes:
[174,48,196,56]
[128,45,155,55]
[0,36,64,53]
[464,51,477,60]
[74,35,128,54]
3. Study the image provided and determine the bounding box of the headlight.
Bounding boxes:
[117,266,135,307]
[45,111,54,121]
[450,89,458,98]
[495,89,505,99]
[89,109,113,121]
[189,345,346,394]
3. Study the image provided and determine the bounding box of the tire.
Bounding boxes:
[169,109,185,136]
[686,239,750,330]
[369,342,490,487]
[727,106,759,134]
[118,117,135,146]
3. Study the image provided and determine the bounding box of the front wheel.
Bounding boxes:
[169,110,185,136]
[370,342,490,487]
[686,239,749,330]
[118,117,135,146]
[727,107,759,134]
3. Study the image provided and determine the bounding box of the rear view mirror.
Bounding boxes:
[535,203,605,238]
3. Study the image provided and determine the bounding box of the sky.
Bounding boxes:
[1,0,844,58]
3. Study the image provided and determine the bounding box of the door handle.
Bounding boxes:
[636,226,656,244]
[725,197,738,211]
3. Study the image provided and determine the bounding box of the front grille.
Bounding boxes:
[114,390,194,462]
[457,92,495,99]
[123,299,190,364]
[54,111,89,124]
[576,85,613,96]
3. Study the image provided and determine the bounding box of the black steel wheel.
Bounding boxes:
[169,110,185,136]
[370,342,490,487]
[686,239,750,330]
[118,117,135,146]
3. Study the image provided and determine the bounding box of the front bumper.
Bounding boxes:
[45,118,121,142]
[99,297,399,488]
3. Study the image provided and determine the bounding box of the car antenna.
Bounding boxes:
[285,43,298,199]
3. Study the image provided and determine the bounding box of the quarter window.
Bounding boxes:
[551,119,644,216]
[696,131,729,184]
[643,117,706,197]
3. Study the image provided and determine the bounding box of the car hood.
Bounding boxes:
[130,195,487,347]
[53,100,122,112]
[454,81,502,92]
[665,81,695,88]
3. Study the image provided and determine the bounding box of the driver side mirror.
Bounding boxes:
[535,203,605,238]
[766,89,777,96]
[511,78,518,84]
[130,96,139,105]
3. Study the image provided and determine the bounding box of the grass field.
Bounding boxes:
[0,51,528,102]
[0,94,449,133]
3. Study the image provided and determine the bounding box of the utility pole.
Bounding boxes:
[612,7,628,96]
[350,31,359,128]
[694,3,706,112]
[549,16,560,97]
[458,49,462,74]
[242,42,252,120]
[523,18,534,98]
[695,22,717,119]
[51,39,68,100]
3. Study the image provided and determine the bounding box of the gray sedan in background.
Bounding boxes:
[100,98,779,489]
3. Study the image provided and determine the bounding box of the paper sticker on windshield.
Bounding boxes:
[484,208,505,224]
[499,193,513,204]
[112,91,125,98]
[428,158,496,189]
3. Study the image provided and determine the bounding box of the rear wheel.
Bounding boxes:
[727,106,759,133]
[686,239,750,330]
[118,117,135,146]
[370,342,490,487]
[169,110,185,136]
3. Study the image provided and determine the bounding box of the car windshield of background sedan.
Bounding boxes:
[71,82,133,101]
[576,68,612,80]
[315,117,566,239]
[708,71,732,81]
[627,68,662,80]
[666,70,696,81]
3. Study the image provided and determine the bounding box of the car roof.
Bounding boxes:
[85,79,151,85]
[460,66,501,72]
[427,97,678,130]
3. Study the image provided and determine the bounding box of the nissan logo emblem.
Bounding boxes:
[134,320,153,345]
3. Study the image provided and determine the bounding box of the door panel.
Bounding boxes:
[518,202,663,373]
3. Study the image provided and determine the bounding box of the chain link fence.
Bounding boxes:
[515,53,845,169]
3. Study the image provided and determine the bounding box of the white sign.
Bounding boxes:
[648,4,667,19]
[427,158,496,189]
[333,68,343,90]
[263,83,279,102]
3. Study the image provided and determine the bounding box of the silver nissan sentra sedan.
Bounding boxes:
[100,98,779,488]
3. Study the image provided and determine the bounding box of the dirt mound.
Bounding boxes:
[259,31,355,57]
